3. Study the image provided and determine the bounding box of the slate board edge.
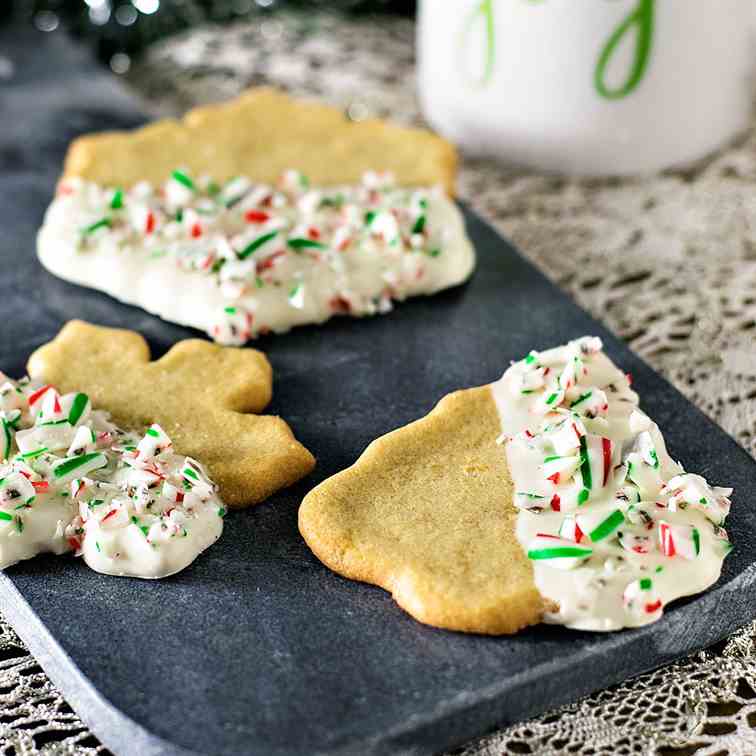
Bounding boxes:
[380,571,756,756]
[3,559,756,756]
[0,573,197,756]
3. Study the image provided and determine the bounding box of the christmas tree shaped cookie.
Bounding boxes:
[0,321,315,579]
[299,337,735,634]
[37,89,475,344]
[27,320,315,507]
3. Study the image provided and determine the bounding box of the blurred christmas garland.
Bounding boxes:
[5,0,415,69]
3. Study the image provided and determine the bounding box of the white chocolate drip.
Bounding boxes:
[0,375,225,579]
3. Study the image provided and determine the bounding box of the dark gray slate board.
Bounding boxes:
[1,21,756,756]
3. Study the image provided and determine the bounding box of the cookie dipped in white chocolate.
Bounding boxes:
[0,375,225,579]
[37,170,475,344]
[492,337,733,631]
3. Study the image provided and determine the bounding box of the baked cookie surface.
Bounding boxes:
[299,385,546,635]
[61,87,457,194]
[27,321,315,508]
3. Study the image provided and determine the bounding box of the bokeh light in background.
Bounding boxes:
[134,0,161,13]
[6,0,416,75]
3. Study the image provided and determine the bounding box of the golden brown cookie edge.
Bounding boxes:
[60,87,457,195]
[299,386,545,635]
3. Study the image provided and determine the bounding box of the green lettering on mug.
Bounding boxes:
[594,0,655,100]
[459,0,655,99]
[461,0,496,85]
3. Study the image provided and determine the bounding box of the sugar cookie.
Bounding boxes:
[28,321,315,508]
[37,89,475,343]
[300,337,734,634]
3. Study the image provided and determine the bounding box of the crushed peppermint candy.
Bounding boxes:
[45,169,472,345]
[0,372,225,578]
[494,336,734,631]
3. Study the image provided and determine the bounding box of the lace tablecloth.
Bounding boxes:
[2,11,756,755]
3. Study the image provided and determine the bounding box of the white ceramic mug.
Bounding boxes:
[417,0,756,176]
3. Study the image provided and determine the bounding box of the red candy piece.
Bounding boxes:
[245,210,270,224]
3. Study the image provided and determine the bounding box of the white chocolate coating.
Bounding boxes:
[492,337,733,631]
[0,376,224,579]
[37,171,475,344]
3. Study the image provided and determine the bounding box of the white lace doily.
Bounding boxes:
[2,11,755,755]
